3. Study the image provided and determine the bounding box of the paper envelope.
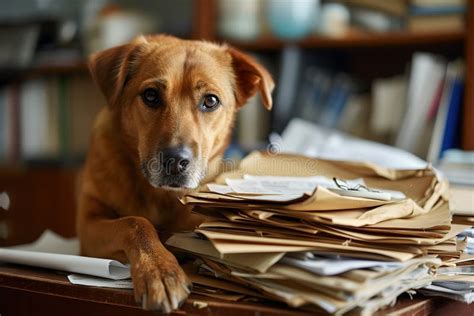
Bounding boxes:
[218,151,446,205]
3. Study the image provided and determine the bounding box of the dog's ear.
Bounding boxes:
[228,47,275,110]
[88,40,144,106]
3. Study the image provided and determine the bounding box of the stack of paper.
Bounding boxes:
[167,151,470,314]
[459,228,474,255]
[449,186,474,225]
[419,228,474,304]
[439,150,474,225]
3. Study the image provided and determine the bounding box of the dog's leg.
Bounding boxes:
[77,196,191,313]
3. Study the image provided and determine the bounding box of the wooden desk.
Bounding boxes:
[0,264,472,316]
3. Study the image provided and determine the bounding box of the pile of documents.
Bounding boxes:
[420,227,474,304]
[167,151,472,314]
[450,186,474,226]
[439,149,474,226]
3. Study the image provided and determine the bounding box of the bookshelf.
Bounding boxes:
[194,0,473,150]
[20,31,465,72]
[225,30,465,50]
[0,0,472,246]
[17,33,465,72]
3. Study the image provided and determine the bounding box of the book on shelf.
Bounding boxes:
[410,0,466,10]
[336,0,406,33]
[409,5,466,16]
[272,46,303,133]
[439,71,463,156]
[20,79,55,159]
[407,0,466,32]
[395,52,447,158]
[58,76,70,158]
[319,74,353,129]
[294,67,332,125]
[427,61,464,163]
[439,149,474,187]
[407,14,465,32]
[340,0,408,17]
[236,53,274,151]
[370,75,407,140]
[337,94,371,138]
[46,78,60,157]
[69,75,104,156]
[0,87,8,162]
[289,65,354,133]
[236,94,270,151]
[0,85,21,163]
[449,181,474,226]
[351,8,404,32]
[410,0,468,12]
[340,0,466,33]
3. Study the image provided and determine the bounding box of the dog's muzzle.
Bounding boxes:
[141,146,202,189]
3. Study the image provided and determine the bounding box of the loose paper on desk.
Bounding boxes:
[0,230,130,280]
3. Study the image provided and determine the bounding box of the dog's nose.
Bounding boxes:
[161,146,192,175]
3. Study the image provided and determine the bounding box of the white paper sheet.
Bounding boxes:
[433,281,474,291]
[242,175,364,192]
[421,285,474,304]
[214,176,405,201]
[0,230,130,280]
[226,178,318,195]
[280,255,403,276]
[207,183,234,195]
[277,118,428,170]
[10,229,80,255]
[68,274,133,289]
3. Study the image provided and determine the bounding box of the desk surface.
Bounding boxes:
[0,264,472,316]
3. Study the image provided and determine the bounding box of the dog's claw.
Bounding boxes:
[162,297,171,314]
[183,284,191,295]
[170,294,178,310]
[131,254,190,313]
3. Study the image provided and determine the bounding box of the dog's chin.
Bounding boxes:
[159,185,193,192]
[147,176,200,192]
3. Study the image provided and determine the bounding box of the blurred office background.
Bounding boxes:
[0,0,472,245]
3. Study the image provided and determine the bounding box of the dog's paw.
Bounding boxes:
[131,253,191,313]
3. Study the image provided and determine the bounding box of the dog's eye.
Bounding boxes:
[200,94,220,112]
[141,88,161,108]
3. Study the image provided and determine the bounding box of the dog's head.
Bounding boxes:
[89,35,274,190]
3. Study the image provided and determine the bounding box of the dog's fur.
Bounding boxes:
[76,35,274,312]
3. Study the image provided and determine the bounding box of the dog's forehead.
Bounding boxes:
[138,39,233,80]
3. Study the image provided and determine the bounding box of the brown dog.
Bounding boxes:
[76,35,274,313]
